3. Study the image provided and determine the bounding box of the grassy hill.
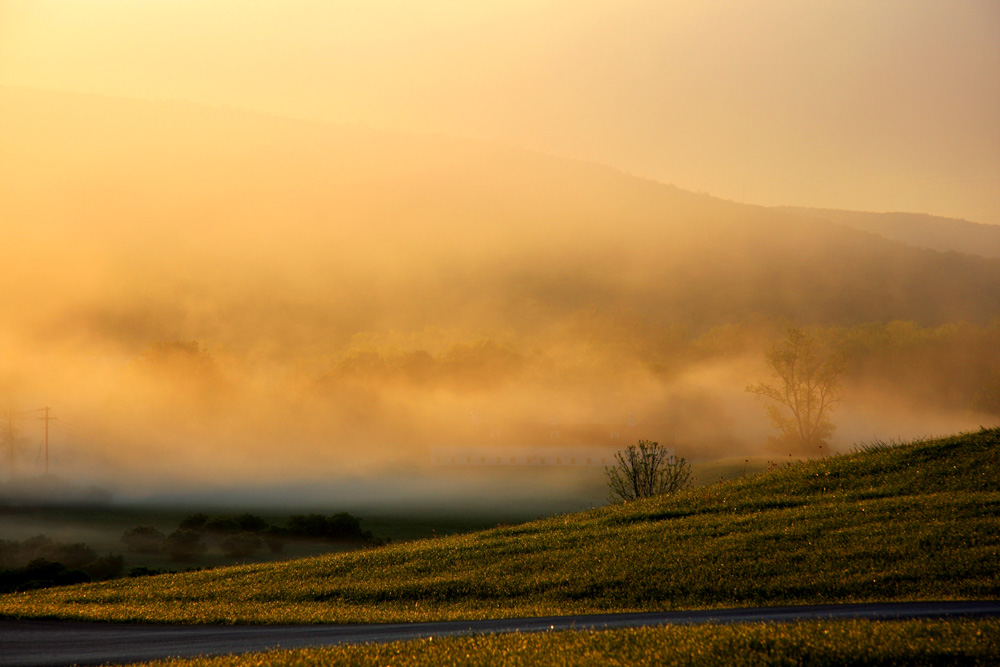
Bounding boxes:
[123,621,1000,667]
[1,428,996,625]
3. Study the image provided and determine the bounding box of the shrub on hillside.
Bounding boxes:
[606,440,692,502]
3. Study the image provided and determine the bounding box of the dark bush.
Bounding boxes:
[164,530,207,561]
[221,532,263,558]
[202,516,241,534]
[0,536,124,589]
[327,512,366,539]
[286,513,327,538]
[121,526,166,553]
[83,554,125,580]
[606,440,692,502]
[21,534,55,556]
[178,513,210,531]
[0,539,18,569]
[8,535,100,568]
[235,513,269,533]
[261,525,286,553]
[54,543,98,569]
[286,513,372,541]
[0,558,91,594]
[128,566,166,578]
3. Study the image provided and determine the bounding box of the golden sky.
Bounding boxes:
[2,0,998,224]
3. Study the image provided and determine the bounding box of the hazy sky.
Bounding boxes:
[2,1,998,224]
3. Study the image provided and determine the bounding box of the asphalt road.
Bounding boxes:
[2,601,998,667]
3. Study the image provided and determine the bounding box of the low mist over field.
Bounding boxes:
[1,2,998,506]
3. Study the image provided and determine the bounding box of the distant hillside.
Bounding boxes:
[3,85,1000,353]
[777,206,1000,259]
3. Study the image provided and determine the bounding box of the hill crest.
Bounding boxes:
[3,85,999,339]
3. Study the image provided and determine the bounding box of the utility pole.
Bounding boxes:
[38,407,56,476]
[2,406,15,477]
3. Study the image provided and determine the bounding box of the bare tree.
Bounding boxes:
[747,327,845,454]
[606,439,691,502]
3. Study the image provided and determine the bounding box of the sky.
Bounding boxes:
[2,0,998,225]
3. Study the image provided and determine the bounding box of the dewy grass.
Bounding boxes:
[0,428,997,625]
[123,620,1000,667]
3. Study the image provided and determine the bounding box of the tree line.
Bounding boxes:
[307,318,1000,414]
[121,511,381,562]
[0,535,124,593]
[0,511,381,594]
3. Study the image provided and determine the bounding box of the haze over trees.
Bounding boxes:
[0,87,998,503]
[747,328,845,455]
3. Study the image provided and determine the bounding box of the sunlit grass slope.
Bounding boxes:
[127,620,1000,667]
[1,429,997,624]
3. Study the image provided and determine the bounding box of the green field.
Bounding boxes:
[1,428,996,625]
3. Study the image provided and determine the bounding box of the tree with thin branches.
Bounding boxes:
[605,439,691,502]
[747,327,845,454]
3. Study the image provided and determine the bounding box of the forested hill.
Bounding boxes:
[777,206,1000,260]
[3,85,1000,349]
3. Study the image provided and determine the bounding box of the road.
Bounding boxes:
[2,601,998,667]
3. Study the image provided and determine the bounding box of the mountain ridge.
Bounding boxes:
[777,206,1000,259]
[3,85,999,347]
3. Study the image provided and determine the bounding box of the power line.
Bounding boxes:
[51,421,100,445]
